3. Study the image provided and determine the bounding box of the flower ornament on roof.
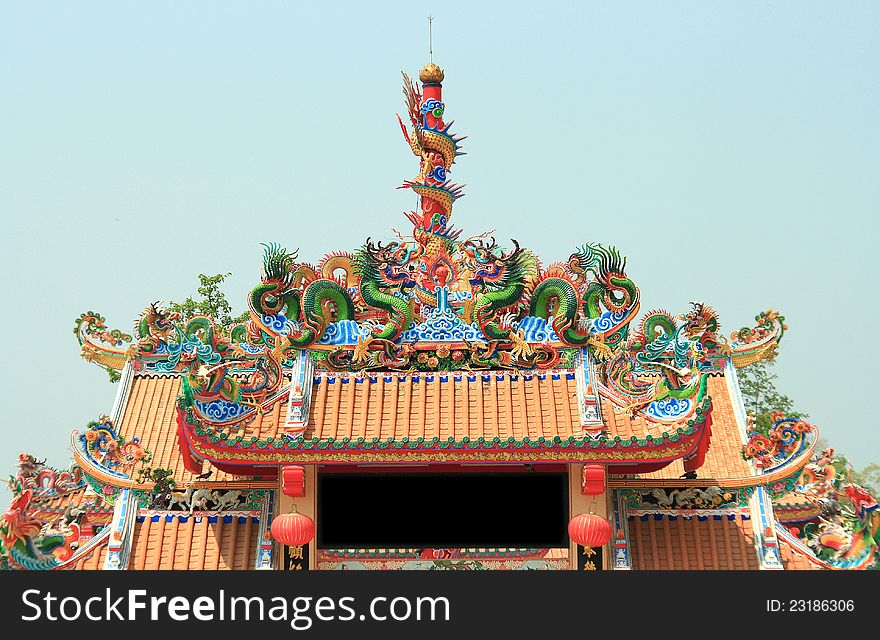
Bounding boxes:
[743,412,815,471]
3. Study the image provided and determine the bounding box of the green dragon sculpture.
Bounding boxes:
[249,243,355,349]
[352,239,415,342]
[461,238,539,353]
[529,244,638,355]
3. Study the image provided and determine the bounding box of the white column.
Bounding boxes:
[103,488,136,570]
[286,350,315,435]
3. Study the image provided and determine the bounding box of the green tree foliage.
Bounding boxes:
[824,451,880,495]
[741,361,878,494]
[852,463,880,495]
[737,360,807,435]
[166,273,248,333]
[103,366,121,383]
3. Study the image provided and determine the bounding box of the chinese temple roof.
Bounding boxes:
[626,513,760,570]
[128,514,261,570]
[62,60,810,493]
[70,58,788,478]
[6,55,870,572]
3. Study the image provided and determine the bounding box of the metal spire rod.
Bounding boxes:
[428,15,433,62]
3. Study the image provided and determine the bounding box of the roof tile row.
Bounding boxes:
[128,514,260,570]
[627,513,760,570]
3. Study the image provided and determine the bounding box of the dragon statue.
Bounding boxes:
[741,416,877,569]
[728,309,787,368]
[529,243,638,356]
[775,447,879,569]
[135,302,181,350]
[595,302,722,416]
[81,416,152,474]
[7,455,84,499]
[1,456,94,570]
[743,413,815,471]
[0,489,82,570]
[682,302,727,356]
[136,302,282,409]
[249,243,355,348]
[74,311,133,375]
[397,68,465,236]
[461,238,538,356]
[352,239,416,342]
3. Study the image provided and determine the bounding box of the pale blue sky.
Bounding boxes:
[1,2,878,502]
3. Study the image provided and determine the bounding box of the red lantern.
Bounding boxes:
[568,513,612,547]
[581,464,606,495]
[270,507,315,546]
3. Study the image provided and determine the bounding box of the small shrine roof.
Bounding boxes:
[626,512,759,570]
[128,513,261,570]
[27,486,114,522]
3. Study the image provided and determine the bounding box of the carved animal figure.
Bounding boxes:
[166,486,194,511]
[530,244,638,351]
[58,504,86,529]
[188,488,217,513]
[214,490,244,511]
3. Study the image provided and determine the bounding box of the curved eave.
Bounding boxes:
[70,430,276,491]
[71,430,141,490]
[179,404,711,467]
[729,321,784,369]
[609,428,817,490]
[80,341,128,371]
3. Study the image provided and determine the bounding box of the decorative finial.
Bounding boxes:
[428,15,433,63]
[419,62,444,84]
[420,16,444,83]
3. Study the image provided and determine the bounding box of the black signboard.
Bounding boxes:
[283,544,310,571]
[576,545,603,571]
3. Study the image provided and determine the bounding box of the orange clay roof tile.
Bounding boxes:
[124,370,736,469]
[626,374,753,481]
[304,371,584,442]
[118,375,240,483]
[127,514,260,570]
[628,514,760,570]
[778,534,827,570]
